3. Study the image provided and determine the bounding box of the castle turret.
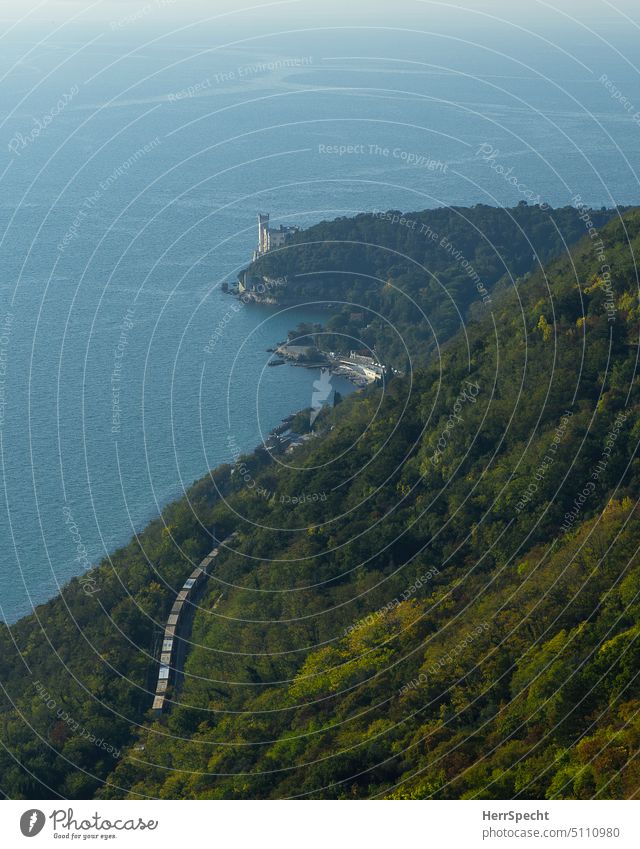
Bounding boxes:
[253,213,299,261]
[258,213,270,254]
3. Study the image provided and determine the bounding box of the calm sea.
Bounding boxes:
[0,20,638,622]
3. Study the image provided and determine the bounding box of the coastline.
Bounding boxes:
[1,394,350,628]
[227,282,385,389]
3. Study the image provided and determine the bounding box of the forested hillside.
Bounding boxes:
[102,207,640,799]
[245,204,616,368]
[1,205,639,801]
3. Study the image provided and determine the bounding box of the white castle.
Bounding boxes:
[253,213,299,261]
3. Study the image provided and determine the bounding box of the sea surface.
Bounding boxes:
[1,17,639,622]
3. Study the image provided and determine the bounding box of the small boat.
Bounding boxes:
[268,358,286,366]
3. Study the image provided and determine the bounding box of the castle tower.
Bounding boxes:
[258,213,270,255]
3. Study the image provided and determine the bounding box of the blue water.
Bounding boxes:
[1,17,639,622]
